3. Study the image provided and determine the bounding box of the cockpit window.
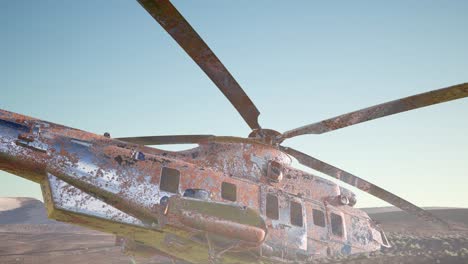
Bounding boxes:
[266,194,279,220]
[330,213,344,237]
[160,167,180,193]
[313,209,326,227]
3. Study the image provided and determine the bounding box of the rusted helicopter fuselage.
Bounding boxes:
[0,109,388,263]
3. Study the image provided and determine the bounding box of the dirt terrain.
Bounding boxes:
[0,198,171,264]
[1,198,467,264]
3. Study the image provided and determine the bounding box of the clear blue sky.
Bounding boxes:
[1,0,467,208]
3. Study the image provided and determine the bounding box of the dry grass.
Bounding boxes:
[312,233,468,264]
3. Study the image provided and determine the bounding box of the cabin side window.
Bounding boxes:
[313,209,326,227]
[290,201,303,227]
[160,167,180,193]
[266,194,279,220]
[221,182,237,202]
[330,213,344,237]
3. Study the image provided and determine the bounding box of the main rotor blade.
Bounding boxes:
[280,146,451,228]
[138,0,261,130]
[116,135,215,145]
[281,83,468,139]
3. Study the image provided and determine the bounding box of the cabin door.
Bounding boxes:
[261,187,307,256]
[304,202,330,257]
[325,205,349,256]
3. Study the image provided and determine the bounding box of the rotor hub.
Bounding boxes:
[248,129,282,145]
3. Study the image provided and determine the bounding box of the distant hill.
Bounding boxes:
[0,197,24,211]
[361,206,458,214]
[362,206,468,234]
[0,197,58,225]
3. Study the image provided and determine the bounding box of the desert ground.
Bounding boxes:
[0,197,467,264]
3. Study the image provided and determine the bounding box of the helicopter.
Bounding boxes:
[1,0,467,263]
